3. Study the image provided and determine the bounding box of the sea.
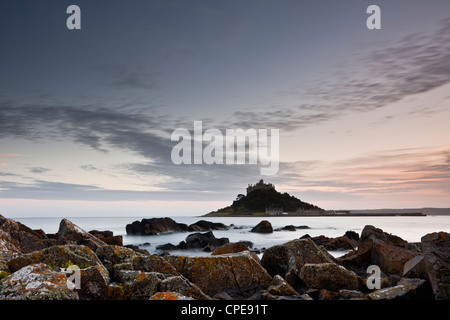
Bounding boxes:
[14,215,450,258]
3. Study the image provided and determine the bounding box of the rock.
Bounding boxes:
[345,230,360,241]
[402,255,428,280]
[250,220,273,233]
[111,254,179,280]
[261,238,336,286]
[7,244,105,273]
[56,219,106,252]
[156,231,229,252]
[149,292,194,300]
[125,217,188,235]
[188,220,229,231]
[0,214,54,254]
[183,231,229,252]
[280,225,296,231]
[318,289,366,300]
[79,265,110,300]
[344,225,420,276]
[95,245,137,271]
[211,243,261,264]
[211,241,251,256]
[129,255,179,277]
[89,230,123,246]
[368,278,432,300]
[0,263,79,300]
[116,270,165,300]
[264,275,300,297]
[165,252,272,297]
[421,231,450,299]
[0,229,21,272]
[158,276,211,300]
[156,243,180,251]
[299,263,360,291]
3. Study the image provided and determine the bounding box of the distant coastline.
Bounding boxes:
[204,208,450,217]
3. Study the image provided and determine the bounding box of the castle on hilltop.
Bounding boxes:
[246,179,275,195]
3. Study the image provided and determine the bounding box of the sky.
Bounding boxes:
[0,0,450,217]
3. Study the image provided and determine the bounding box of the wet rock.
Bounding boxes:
[157,231,229,252]
[261,238,336,286]
[280,225,296,231]
[125,217,188,235]
[299,263,360,291]
[188,220,229,231]
[185,231,229,252]
[250,220,273,233]
[165,252,272,297]
[0,263,79,300]
[421,231,450,299]
[56,219,106,252]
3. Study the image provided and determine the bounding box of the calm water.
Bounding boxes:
[14,215,450,257]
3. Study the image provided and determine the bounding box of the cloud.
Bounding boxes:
[30,167,51,174]
[225,18,450,131]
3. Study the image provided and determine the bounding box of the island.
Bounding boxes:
[204,179,323,217]
[204,179,426,217]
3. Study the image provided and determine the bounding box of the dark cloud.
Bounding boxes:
[30,167,51,174]
[226,18,450,130]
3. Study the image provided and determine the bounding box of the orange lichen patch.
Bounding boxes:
[150,292,184,300]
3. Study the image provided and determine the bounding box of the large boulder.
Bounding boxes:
[308,232,359,251]
[56,219,106,252]
[188,220,229,231]
[421,232,450,299]
[250,220,273,233]
[0,263,79,300]
[165,252,272,297]
[79,265,110,300]
[111,254,180,279]
[125,217,188,235]
[261,238,336,286]
[340,225,419,276]
[184,231,229,252]
[115,270,165,300]
[0,214,54,254]
[299,263,360,291]
[157,231,229,252]
[211,241,251,256]
[7,244,105,273]
[95,245,137,271]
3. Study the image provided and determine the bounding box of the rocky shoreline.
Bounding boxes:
[1,214,449,300]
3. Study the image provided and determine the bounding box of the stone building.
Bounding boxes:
[246,179,275,195]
